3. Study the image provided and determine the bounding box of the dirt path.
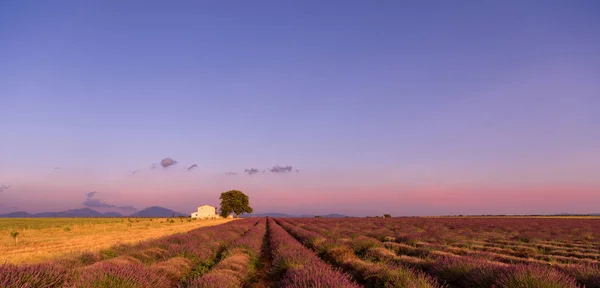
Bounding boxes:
[248,218,275,288]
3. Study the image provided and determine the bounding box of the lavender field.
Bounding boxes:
[1,217,600,287]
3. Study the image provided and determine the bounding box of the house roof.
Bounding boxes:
[199,204,216,208]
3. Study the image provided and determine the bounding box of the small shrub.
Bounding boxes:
[9,231,19,245]
[63,226,71,232]
[383,214,392,218]
[0,263,68,288]
[75,262,170,287]
[496,265,579,288]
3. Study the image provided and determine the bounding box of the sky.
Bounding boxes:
[1,1,599,216]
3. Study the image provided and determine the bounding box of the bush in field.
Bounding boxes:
[0,263,68,288]
[74,262,171,288]
[495,265,579,288]
[430,256,508,287]
[559,263,600,288]
[150,257,193,283]
[383,214,392,218]
[9,230,19,245]
[349,236,381,257]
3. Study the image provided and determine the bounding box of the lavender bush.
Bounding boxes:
[268,219,361,288]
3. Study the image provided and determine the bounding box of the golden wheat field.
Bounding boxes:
[0,217,234,264]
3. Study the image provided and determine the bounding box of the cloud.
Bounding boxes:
[132,169,140,175]
[0,185,11,193]
[225,172,238,176]
[83,191,137,211]
[269,165,293,173]
[187,164,198,172]
[160,158,178,168]
[244,168,260,175]
[149,163,157,170]
[53,167,60,170]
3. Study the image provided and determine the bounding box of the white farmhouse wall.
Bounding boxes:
[192,205,218,219]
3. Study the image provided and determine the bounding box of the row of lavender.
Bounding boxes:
[0,219,258,288]
[182,217,363,287]
[301,218,600,287]
[182,218,267,287]
[276,218,442,287]
[283,218,600,288]
[306,217,600,247]
[267,217,361,287]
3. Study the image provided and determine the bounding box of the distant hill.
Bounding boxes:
[241,213,294,218]
[0,208,122,218]
[1,211,32,218]
[323,213,348,218]
[241,212,349,218]
[300,213,349,218]
[130,206,187,217]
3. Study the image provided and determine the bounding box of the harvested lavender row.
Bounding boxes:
[182,219,266,287]
[0,219,259,288]
[268,218,361,288]
[276,218,442,288]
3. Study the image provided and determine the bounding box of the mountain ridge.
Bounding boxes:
[0,206,186,218]
[0,208,120,218]
[240,212,349,218]
[130,206,187,217]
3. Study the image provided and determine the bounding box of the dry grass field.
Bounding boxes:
[0,217,234,264]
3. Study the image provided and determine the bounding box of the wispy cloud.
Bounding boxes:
[0,185,10,193]
[269,165,293,173]
[132,169,140,175]
[225,172,238,176]
[83,191,137,211]
[160,158,178,168]
[244,168,260,175]
[187,164,198,172]
[149,163,157,170]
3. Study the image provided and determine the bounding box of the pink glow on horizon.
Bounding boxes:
[3,169,599,216]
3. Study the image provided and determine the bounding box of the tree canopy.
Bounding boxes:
[219,190,253,218]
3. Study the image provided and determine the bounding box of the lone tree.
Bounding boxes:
[219,190,253,218]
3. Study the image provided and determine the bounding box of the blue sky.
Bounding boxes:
[1,1,599,216]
